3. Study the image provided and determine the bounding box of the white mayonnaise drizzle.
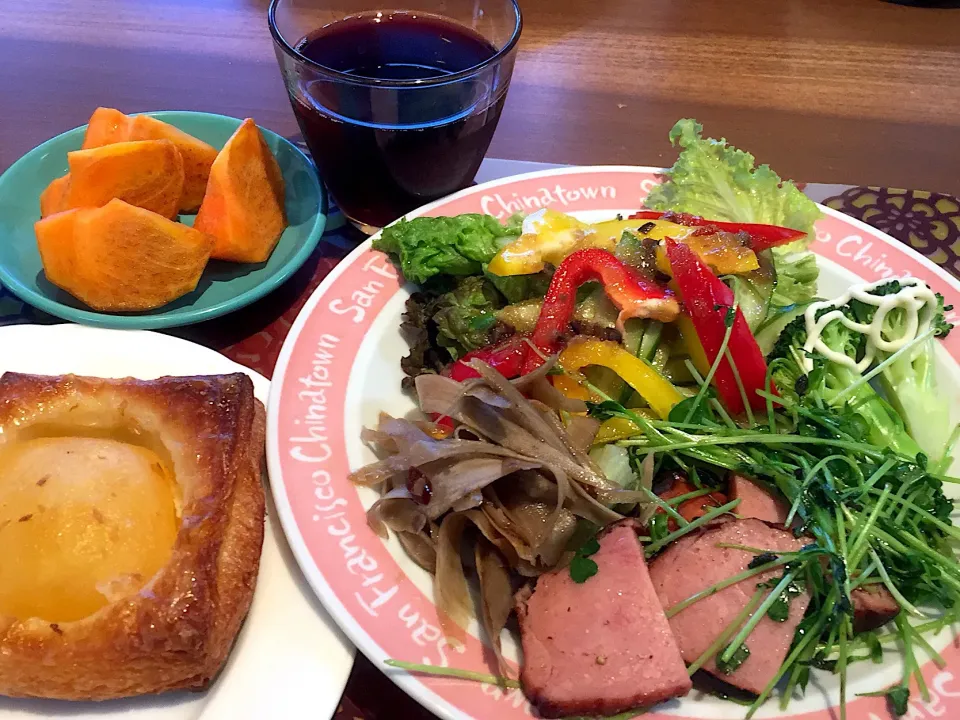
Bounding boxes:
[801,277,938,372]
[520,208,550,236]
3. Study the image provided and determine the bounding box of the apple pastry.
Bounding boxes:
[0,372,265,700]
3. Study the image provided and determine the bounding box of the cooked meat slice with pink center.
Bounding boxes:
[515,522,691,718]
[658,473,727,529]
[852,585,900,632]
[648,518,810,695]
[729,474,790,525]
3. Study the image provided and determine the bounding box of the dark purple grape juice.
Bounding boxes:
[290,12,507,228]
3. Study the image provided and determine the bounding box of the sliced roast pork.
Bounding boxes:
[852,585,900,632]
[729,474,790,525]
[515,522,691,718]
[659,474,727,527]
[649,518,809,695]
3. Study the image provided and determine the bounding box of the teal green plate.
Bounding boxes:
[0,111,326,329]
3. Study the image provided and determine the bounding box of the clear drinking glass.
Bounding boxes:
[268,0,522,233]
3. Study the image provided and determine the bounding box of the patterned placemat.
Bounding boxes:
[2,176,958,720]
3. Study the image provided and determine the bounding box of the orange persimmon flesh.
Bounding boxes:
[32,209,80,283]
[64,140,185,219]
[79,108,218,212]
[128,115,219,212]
[35,199,214,312]
[39,175,72,218]
[81,107,133,150]
[194,118,287,263]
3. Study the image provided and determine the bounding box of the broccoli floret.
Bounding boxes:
[770,313,807,364]
[846,281,955,461]
[849,280,954,338]
[934,293,954,338]
[769,306,923,460]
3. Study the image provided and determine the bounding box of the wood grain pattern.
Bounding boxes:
[2,0,960,192]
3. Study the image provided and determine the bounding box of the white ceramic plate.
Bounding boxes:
[0,324,354,720]
[267,167,960,720]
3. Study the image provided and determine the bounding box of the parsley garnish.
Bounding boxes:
[569,536,601,583]
[715,642,750,674]
[886,686,910,716]
[756,572,805,622]
[748,552,778,569]
[860,685,909,716]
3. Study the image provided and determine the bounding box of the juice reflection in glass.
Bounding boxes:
[269,0,522,232]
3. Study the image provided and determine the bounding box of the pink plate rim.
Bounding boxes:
[266,166,960,720]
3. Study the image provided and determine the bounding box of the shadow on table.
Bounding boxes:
[169,218,364,366]
[341,654,440,720]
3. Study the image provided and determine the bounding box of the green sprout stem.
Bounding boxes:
[718,570,799,665]
[869,548,927,618]
[645,499,741,556]
[384,660,520,688]
[664,487,716,507]
[746,611,831,719]
[666,556,792,618]
[832,328,935,404]
[724,346,756,427]
[687,589,765,675]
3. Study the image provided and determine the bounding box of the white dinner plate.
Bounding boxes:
[0,324,355,720]
[267,166,960,720]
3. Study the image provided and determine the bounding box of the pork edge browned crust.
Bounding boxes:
[852,585,900,632]
[0,372,266,701]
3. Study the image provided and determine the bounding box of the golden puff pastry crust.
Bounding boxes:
[0,372,266,701]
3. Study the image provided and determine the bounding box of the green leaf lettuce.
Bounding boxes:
[433,276,503,359]
[645,118,821,243]
[646,118,823,332]
[373,214,521,285]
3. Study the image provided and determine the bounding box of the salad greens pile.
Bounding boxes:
[770,301,925,460]
[647,118,821,337]
[376,215,554,384]
[595,374,958,717]
[370,117,959,720]
[851,282,955,462]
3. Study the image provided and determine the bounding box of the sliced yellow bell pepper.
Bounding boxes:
[676,315,711,376]
[557,337,683,419]
[487,210,587,276]
[594,416,644,444]
[654,233,759,277]
[552,373,592,401]
[487,210,695,277]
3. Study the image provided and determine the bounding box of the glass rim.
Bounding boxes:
[267,0,523,88]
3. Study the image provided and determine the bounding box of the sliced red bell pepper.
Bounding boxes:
[664,239,773,414]
[446,335,530,382]
[447,249,678,379]
[523,248,679,373]
[630,210,806,252]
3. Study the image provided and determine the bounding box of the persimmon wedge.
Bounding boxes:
[39,175,72,218]
[64,140,185,219]
[128,115,219,212]
[35,199,214,312]
[81,107,133,149]
[79,107,218,212]
[194,118,287,263]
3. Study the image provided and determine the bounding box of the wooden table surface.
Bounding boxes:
[2,0,960,193]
